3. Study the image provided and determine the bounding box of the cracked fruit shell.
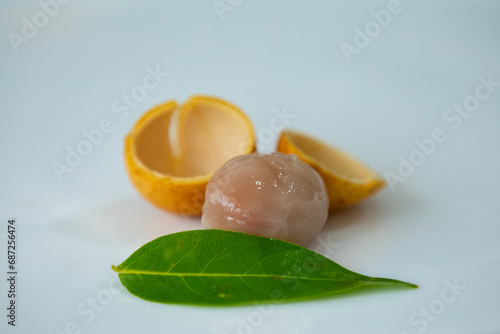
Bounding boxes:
[277,130,385,211]
[124,96,256,216]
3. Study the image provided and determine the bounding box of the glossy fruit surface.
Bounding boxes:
[202,153,329,245]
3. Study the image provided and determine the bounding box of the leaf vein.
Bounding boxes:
[167,239,200,272]
[117,269,336,282]
[200,242,239,273]
[180,276,204,297]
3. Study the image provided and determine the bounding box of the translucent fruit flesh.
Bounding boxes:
[202,153,329,245]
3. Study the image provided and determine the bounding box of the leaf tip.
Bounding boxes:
[368,277,418,289]
[394,280,418,289]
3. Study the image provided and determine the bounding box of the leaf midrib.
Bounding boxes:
[113,266,358,282]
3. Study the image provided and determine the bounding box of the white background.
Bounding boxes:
[1,1,500,333]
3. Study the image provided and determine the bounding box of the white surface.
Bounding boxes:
[1,1,500,333]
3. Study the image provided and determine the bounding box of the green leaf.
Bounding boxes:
[112,229,417,306]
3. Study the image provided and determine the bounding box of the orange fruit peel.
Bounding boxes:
[277,130,385,210]
[124,96,255,216]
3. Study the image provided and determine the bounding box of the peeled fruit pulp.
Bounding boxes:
[202,153,329,245]
[277,130,385,210]
[124,96,255,215]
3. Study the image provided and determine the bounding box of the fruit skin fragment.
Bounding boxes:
[124,96,256,216]
[125,143,209,216]
[277,130,386,211]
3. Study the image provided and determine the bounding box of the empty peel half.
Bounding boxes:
[124,96,256,216]
[277,130,385,211]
